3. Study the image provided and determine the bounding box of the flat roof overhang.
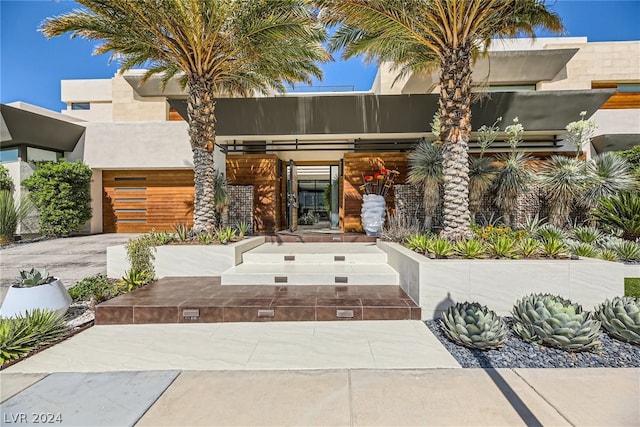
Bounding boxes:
[592,134,639,153]
[402,48,580,93]
[0,104,85,152]
[169,90,614,136]
[123,73,188,97]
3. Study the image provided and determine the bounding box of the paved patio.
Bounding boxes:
[0,234,135,301]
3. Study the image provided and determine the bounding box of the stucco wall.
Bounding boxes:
[538,41,640,91]
[112,74,168,122]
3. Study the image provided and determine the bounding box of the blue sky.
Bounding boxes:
[1,0,639,112]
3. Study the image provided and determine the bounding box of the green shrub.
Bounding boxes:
[591,191,640,240]
[21,161,92,236]
[625,278,640,298]
[616,146,640,184]
[0,309,68,365]
[0,165,13,192]
[125,234,158,278]
[0,191,33,245]
[68,274,117,303]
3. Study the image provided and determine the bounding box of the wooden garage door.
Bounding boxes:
[103,170,194,233]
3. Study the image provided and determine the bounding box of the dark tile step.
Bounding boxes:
[95,277,421,325]
[96,305,421,324]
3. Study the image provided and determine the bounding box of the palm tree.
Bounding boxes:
[407,141,443,229]
[42,0,329,232]
[317,0,563,240]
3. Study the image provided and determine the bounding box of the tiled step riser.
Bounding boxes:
[221,273,399,286]
[242,253,388,264]
[97,305,421,324]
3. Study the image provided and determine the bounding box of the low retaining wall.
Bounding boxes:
[107,236,265,279]
[378,241,636,320]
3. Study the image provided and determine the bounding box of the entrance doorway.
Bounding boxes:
[285,163,340,231]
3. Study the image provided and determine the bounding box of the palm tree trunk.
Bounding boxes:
[439,46,473,241]
[187,76,218,232]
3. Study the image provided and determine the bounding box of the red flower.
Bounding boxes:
[364,175,373,182]
[380,168,388,175]
[374,173,383,180]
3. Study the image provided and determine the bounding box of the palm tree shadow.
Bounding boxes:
[434,292,542,426]
[471,345,543,426]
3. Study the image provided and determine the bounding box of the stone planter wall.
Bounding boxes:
[107,236,265,279]
[378,240,634,320]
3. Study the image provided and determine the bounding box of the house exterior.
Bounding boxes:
[1,37,638,235]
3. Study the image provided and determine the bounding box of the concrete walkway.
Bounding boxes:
[2,368,638,426]
[0,234,135,301]
[2,321,639,426]
[1,321,460,372]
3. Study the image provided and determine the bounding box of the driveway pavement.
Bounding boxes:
[0,234,135,302]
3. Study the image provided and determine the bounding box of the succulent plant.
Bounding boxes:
[571,226,602,244]
[511,294,601,352]
[455,239,487,259]
[566,240,599,258]
[17,268,52,288]
[595,297,640,344]
[440,302,507,350]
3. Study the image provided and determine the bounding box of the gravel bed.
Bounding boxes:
[425,318,640,368]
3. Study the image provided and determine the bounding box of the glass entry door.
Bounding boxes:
[286,159,298,232]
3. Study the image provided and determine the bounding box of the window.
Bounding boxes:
[71,102,90,110]
[474,85,536,93]
[618,83,640,93]
[0,148,18,163]
[26,147,61,162]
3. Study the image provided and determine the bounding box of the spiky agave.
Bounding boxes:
[440,302,507,350]
[595,297,640,345]
[512,294,601,352]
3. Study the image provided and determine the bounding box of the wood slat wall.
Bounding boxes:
[103,170,194,233]
[226,154,282,232]
[591,82,640,109]
[342,152,409,232]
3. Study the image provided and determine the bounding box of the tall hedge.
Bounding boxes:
[22,161,92,236]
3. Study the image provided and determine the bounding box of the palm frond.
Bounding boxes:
[407,141,443,217]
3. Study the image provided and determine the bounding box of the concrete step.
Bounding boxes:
[221,263,399,286]
[242,242,387,264]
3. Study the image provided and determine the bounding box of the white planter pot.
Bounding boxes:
[361,194,386,236]
[0,278,72,318]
